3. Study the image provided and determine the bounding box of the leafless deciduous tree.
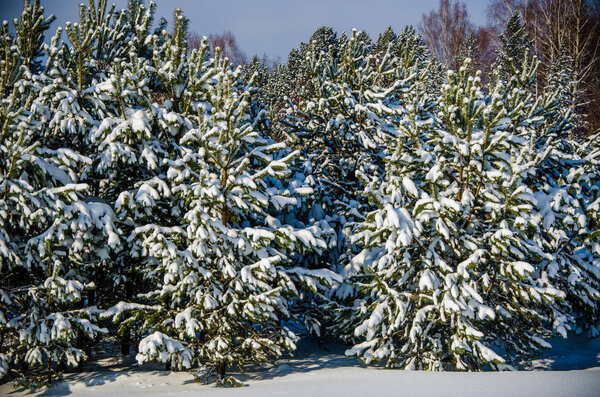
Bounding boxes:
[536,1,599,92]
[487,0,600,133]
[420,0,473,70]
[208,31,247,66]
[187,30,248,66]
[488,0,598,79]
[474,26,496,76]
[187,31,204,54]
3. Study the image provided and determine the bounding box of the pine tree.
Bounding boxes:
[306,26,341,60]
[260,63,292,142]
[276,27,342,115]
[102,9,214,355]
[13,0,55,73]
[376,26,442,97]
[242,55,271,137]
[529,52,600,338]
[376,26,430,73]
[243,56,269,91]
[489,14,600,345]
[284,29,395,266]
[492,12,532,86]
[0,16,37,382]
[454,30,478,71]
[0,0,169,385]
[338,57,575,370]
[374,26,397,56]
[87,15,340,385]
[35,0,161,359]
[282,29,422,337]
[0,1,123,385]
[128,55,338,385]
[532,134,600,337]
[546,46,578,128]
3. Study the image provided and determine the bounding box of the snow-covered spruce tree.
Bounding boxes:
[492,12,532,88]
[282,29,411,335]
[0,1,126,386]
[101,7,219,358]
[78,1,163,355]
[337,57,574,370]
[490,16,600,339]
[546,46,578,129]
[523,65,600,337]
[107,19,338,385]
[284,29,400,269]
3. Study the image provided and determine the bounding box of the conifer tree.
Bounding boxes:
[129,55,338,385]
[376,26,430,72]
[282,29,417,336]
[374,26,397,57]
[87,14,340,385]
[260,63,292,142]
[35,0,161,358]
[546,46,578,127]
[13,0,55,73]
[493,12,532,85]
[532,134,600,337]
[337,56,576,370]
[0,1,121,385]
[243,56,269,92]
[530,53,600,337]
[491,10,600,346]
[277,27,342,113]
[375,26,443,97]
[242,55,271,137]
[284,29,398,268]
[491,14,600,338]
[455,30,478,71]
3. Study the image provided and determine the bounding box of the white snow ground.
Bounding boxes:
[2,336,599,397]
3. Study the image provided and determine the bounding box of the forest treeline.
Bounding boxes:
[1,0,599,389]
[204,0,600,136]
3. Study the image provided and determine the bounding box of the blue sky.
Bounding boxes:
[0,0,489,61]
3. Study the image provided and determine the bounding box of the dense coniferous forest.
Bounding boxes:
[1,0,599,388]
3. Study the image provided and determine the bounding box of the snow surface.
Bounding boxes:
[2,337,599,397]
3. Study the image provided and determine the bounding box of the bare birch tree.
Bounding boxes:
[487,0,600,133]
[420,0,473,70]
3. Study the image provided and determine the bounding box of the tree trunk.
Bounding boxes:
[120,281,133,355]
[216,362,226,377]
